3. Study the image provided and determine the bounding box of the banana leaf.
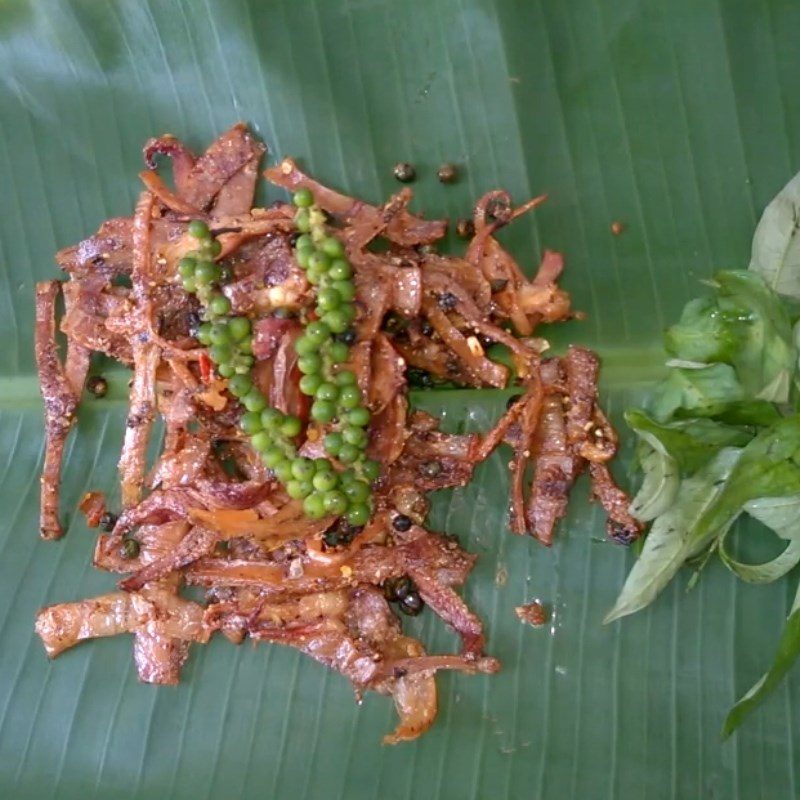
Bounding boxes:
[1,1,799,798]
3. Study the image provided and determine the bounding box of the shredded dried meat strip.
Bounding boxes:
[589,462,643,544]
[35,281,81,539]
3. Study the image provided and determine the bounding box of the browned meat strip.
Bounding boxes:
[34,281,82,539]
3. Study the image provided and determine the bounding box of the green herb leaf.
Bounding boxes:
[714,271,795,402]
[720,495,800,583]
[604,448,742,623]
[692,414,800,543]
[649,363,745,421]
[722,580,800,739]
[660,271,795,404]
[625,408,753,475]
[664,295,744,364]
[628,443,679,522]
[749,170,800,300]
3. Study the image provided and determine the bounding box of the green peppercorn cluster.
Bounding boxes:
[179,221,306,509]
[177,205,377,528]
[291,187,378,527]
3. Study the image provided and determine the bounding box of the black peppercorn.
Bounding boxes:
[456,218,475,239]
[392,514,412,532]
[186,310,201,337]
[86,375,108,398]
[393,576,414,600]
[393,162,416,183]
[323,529,341,548]
[506,393,524,410]
[399,592,424,616]
[382,313,408,335]
[420,460,442,478]
[420,321,434,337]
[490,278,509,293]
[99,512,118,532]
[407,368,434,388]
[437,163,458,184]
[336,329,358,346]
[437,292,458,311]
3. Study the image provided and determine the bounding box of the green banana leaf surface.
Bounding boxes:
[1,1,800,798]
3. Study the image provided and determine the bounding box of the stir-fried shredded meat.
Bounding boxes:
[34,124,637,742]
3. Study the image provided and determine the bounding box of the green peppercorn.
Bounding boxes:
[273,459,295,482]
[195,260,218,284]
[324,431,343,456]
[178,257,197,278]
[346,503,371,526]
[296,248,313,270]
[188,220,210,239]
[344,480,370,503]
[335,370,357,387]
[228,374,252,398]
[196,322,213,345]
[291,458,315,481]
[294,335,317,357]
[305,320,331,344]
[315,382,339,402]
[259,447,284,469]
[209,343,233,364]
[242,389,267,413]
[311,399,336,424]
[308,251,331,273]
[209,294,231,316]
[240,411,263,435]
[295,209,311,233]
[260,408,283,430]
[306,267,323,286]
[293,188,314,208]
[347,407,370,427]
[328,259,352,281]
[203,239,223,258]
[322,490,348,515]
[287,479,313,500]
[209,322,232,345]
[303,492,327,520]
[338,385,361,410]
[227,316,251,341]
[361,460,381,481]
[338,443,359,464]
[295,233,314,250]
[327,341,349,364]
[299,373,323,396]
[322,309,350,334]
[342,426,368,448]
[331,280,356,302]
[280,415,302,437]
[317,288,342,312]
[298,354,322,375]
[312,471,339,492]
[250,431,273,452]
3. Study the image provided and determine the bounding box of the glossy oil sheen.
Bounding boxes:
[0,1,799,798]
